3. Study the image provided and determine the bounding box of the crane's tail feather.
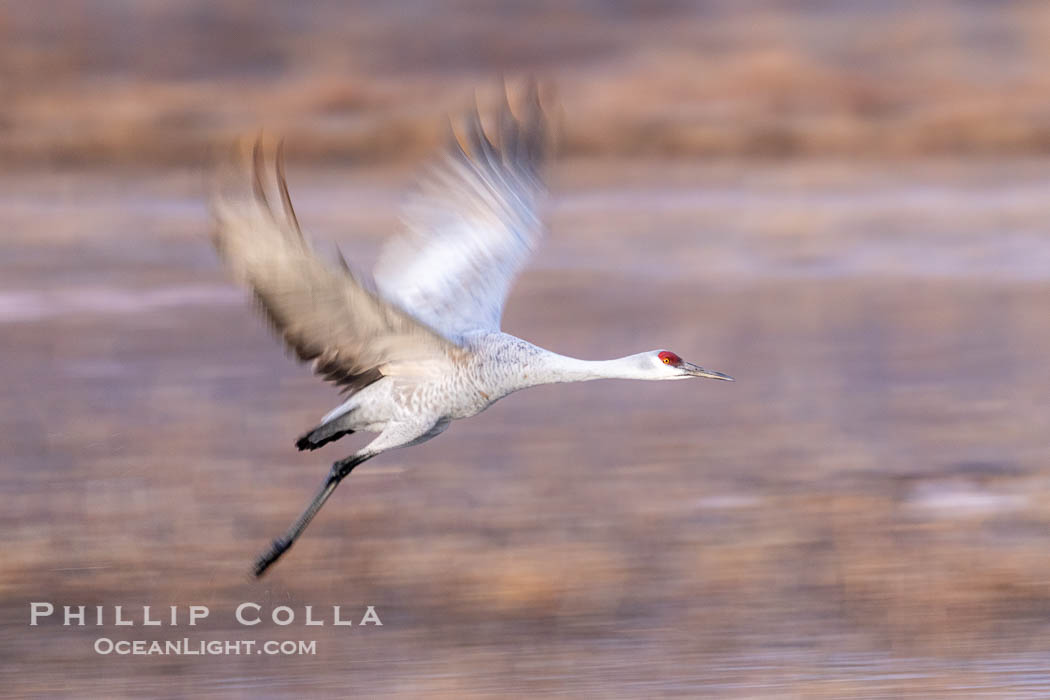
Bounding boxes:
[295,424,355,451]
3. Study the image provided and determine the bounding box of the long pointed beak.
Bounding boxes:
[683,362,734,381]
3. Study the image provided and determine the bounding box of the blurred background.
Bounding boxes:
[5,1,1050,696]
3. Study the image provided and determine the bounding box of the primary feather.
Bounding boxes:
[373,83,548,341]
[211,142,463,396]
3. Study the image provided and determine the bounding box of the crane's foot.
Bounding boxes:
[253,537,292,578]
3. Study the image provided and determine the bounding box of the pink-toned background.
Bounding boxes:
[4,2,1050,696]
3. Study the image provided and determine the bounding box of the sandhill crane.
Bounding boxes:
[213,85,733,577]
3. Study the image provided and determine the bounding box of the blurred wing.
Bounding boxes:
[373,85,548,340]
[212,142,462,394]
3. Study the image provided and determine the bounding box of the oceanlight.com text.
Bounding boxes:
[94,638,317,656]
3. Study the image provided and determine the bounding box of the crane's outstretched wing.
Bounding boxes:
[372,84,548,341]
[212,142,463,395]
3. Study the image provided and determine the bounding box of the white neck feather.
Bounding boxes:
[521,350,655,387]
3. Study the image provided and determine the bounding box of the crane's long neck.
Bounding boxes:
[515,347,650,388]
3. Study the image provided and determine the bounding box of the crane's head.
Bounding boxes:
[650,350,734,381]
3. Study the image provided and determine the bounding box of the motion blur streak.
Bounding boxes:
[5,2,1050,697]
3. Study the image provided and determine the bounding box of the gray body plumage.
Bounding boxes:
[315,333,564,436]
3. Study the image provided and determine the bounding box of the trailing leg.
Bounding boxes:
[252,417,449,576]
[252,451,374,577]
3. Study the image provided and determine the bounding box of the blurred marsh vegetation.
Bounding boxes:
[4,1,1050,697]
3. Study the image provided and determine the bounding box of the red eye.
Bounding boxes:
[659,351,681,366]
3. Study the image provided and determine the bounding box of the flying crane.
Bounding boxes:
[212,84,733,576]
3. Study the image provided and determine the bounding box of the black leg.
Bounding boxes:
[252,452,373,577]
